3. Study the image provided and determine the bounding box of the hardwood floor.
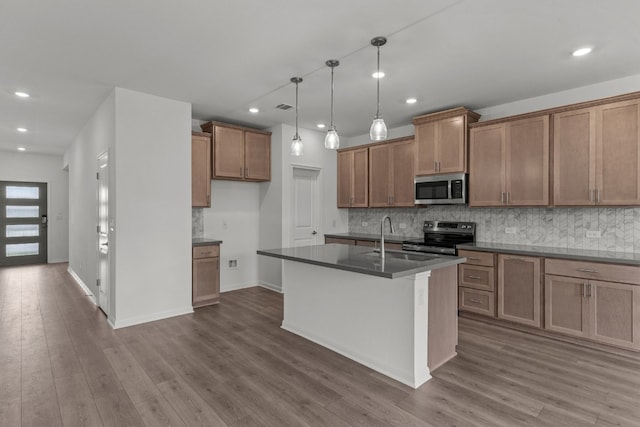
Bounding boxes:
[1,263,640,426]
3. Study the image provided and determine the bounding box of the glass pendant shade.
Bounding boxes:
[325,127,339,149]
[370,117,387,141]
[291,135,303,156]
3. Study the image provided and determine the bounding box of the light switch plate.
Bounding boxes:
[505,227,517,234]
[586,230,601,239]
[362,221,368,227]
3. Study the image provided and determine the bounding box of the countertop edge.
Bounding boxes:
[257,249,465,279]
[192,238,223,247]
[324,232,417,245]
[457,243,640,266]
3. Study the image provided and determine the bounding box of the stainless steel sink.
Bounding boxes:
[359,250,441,262]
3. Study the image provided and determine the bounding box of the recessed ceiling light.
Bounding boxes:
[406,98,417,104]
[372,71,385,79]
[17,147,26,151]
[572,47,592,57]
[249,107,259,113]
[15,91,30,98]
[316,123,326,129]
[17,127,28,132]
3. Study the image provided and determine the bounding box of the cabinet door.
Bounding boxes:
[337,151,353,208]
[469,124,505,206]
[192,256,220,308]
[437,116,467,174]
[553,108,596,205]
[505,116,549,206]
[544,275,589,338]
[498,254,541,327]
[597,99,640,205]
[415,121,437,175]
[213,126,245,179]
[369,145,391,207]
[589,280,640,350]
[389,139,415,206]
[191,133,211,207]
[244,131,270,181]
[352,148,369,207]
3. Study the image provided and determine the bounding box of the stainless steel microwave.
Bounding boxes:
[415,173,468,205]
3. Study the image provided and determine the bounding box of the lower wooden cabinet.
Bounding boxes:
[325,237,355,245]
[192,245,220,308]
[545,262,640,350]
[458,250,496,317]
[498,254,542,327]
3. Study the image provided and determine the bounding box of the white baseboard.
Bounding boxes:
[258,281,282,293]
[221,281,259,293]
[112,306,194,329]
[66,266,97,305]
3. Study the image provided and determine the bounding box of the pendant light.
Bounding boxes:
[290,77,303,156]
[324,59,340,149]
[369,36,388,141]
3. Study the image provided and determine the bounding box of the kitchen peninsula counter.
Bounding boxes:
[257,244,464,388]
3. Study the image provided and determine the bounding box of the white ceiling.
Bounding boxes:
[2,0,640,155]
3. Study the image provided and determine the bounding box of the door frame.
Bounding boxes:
[96,151,110,317]
[290,165,322,248]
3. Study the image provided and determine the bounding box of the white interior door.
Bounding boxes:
[97,153,110,315]
[291,167,320,247]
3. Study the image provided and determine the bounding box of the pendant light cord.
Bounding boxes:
[295,81,299,138]
[376,45,381,118]
[330,66,335,129]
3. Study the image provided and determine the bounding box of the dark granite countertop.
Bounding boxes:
[192,237,223,247]
[457,242,640,266]
[257,244,465,279]
[324,232,421,245]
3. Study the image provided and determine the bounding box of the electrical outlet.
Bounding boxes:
[586,230,601,239]
[505,227,517,234]
[399,223,407,229]
[228,259,238,269]
[362,221,368,227]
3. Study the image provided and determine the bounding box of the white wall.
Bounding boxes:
[202,180,260,292]
[67,91,115,302]
[0,151,69,263]
[66,88,192,328]
[113,88,192,328]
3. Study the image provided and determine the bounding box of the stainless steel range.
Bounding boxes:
[402,221,476,255]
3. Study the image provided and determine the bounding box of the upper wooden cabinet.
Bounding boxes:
[369,137,415,207]
[469,115,549,207]
[201,121,271,182]
[413,107,480,175]
[191,132,212,207]
[553,98,640,206]
[337,147,368,208]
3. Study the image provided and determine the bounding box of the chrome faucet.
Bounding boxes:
[380,215,395,259]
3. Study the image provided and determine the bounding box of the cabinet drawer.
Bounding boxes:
[458,264,495,291]
[458,250,495,267]
[459,287,495,317]
[193,245,220,259]
[545,259,640,285]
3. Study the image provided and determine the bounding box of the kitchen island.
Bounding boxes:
[257,244,466,388]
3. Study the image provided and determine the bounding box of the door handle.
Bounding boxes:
[311,231,317,235]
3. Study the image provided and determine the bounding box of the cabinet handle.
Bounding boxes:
[467,256,481,260]
[500,192,505,204]
[506,192,510,205]
[466,275,482,279]
[434,161,438,171]
[586,283,592,297]
[577,268,598,273]
[468,299,481,304]
[581,283,586,297]
[438,161,441,172]
[596,188,600,203]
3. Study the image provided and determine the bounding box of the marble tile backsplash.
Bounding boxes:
[192,208,204,237]
[349,206,640,253]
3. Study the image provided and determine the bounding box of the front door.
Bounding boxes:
[0,181,48,266]
[291,167,320,247]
